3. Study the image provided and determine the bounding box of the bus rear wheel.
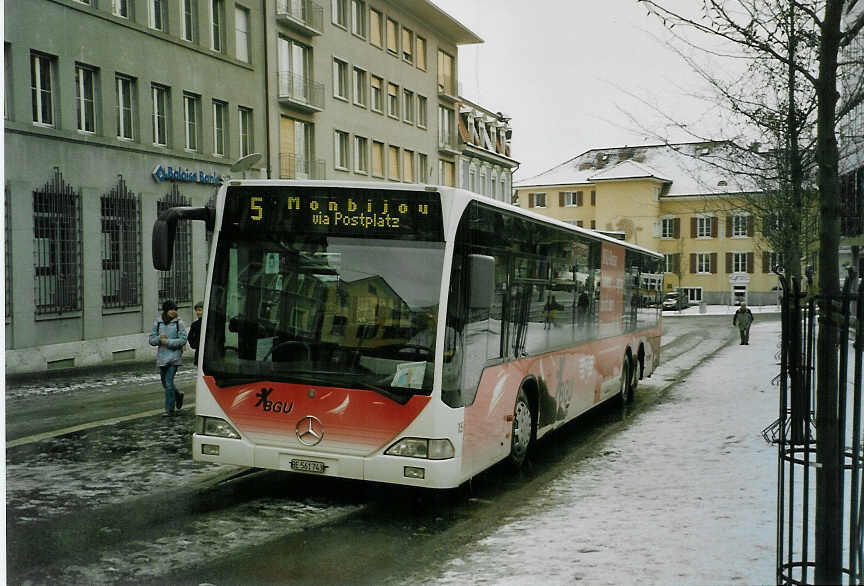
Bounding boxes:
[509,388,534,469]
[618,356,634,405]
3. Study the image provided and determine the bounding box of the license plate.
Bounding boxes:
[290,459,326,474]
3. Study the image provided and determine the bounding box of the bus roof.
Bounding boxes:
[221,179,663,260]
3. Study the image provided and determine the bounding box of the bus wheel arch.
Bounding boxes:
[508,378,538,469]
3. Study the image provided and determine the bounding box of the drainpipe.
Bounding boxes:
[263,0,273,179]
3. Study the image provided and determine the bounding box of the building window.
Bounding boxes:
[101,177,141,309]
[333,58,349,100]
[469,165,476,192]
[387,82,399,118]
[731,214,750,237]
[211,0,225,52]
[184,93,201,151]
[403,149,414,182]
[369,7,382,47]
[418,153,428,183]
[149,0,166,31]
[157,187,192,304]
[401,27,413,63]
[332,0,348,27]
[563,191,583,206]
[213,99,227,156]
[682,287,703,303]
[33,170,83,315]
[439,159,455,186]
[238,107,253,156]
[388,145,400,180]
[764,251,781,273]
[113,0,129,18]
[417,95,427,128]
[351,0,365,37]
[661,217,679,238]
[590,220,596,229]
[438,105,454,148]
[354,135,368,173]
[416,36,426,70]
[591,190,596,205]
[353,67,367,107]
[696,216,713,238]
[372,140,384,177]
[278,37,312,102]
[182,0,197,41]
[532,192,547,208]
[731,252,748,273]
[696,253,712,274]
[370,75,383,112]
[30,53,55,126]
[115,74,136,140]
[235,6,250,62]
[334,130,349,170]
[75,64,97,133]
[437,50,455,95]
[386,18,398,55]
[152,84,169,146]
[403,89,414,124]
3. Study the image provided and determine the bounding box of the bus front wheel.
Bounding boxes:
[509,388,534,469]
[618,356,634,405]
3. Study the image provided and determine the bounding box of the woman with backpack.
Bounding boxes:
[149,299,188,416]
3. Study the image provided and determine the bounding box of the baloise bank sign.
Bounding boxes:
[152,164,223,185]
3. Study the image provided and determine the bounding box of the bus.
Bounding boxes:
[153,180,663,489]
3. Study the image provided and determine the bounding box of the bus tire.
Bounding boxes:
[509,388,534,469]
[618,356,633,405]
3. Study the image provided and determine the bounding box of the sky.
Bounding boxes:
[429,0,726,181]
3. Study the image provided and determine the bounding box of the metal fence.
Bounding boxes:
[277,72,324,110]
[766,269,864,584]
[156,184,192,306]
[275,0,324,32]
[101,176,141,309]
[32,168,82,315]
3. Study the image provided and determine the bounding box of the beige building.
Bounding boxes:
[514,142,780,306]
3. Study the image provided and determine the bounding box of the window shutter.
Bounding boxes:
[711,252,718,274]
[690,253,696,273]
[691,217,697,238]
[673,218,680,238]
[726,252,732,273]
[577,220,583,227]
[673,253,680,273]
[747,252,754,273]
[529,193,534,208]
[748,217,754,237]
[711,217,718,238]
[726,214,733,237]
[577,191,583,206]
[591,190,596,206]
[559,192,565,207]
[763,252,770,273]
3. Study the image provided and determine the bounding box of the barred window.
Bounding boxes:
[101,176,141,309]
[33,168,82,314]
[157,185,193,305]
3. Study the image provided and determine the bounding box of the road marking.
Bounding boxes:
[7,405,194,448]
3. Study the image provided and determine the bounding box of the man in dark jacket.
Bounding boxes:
[187,301,204,365]
[733,303,754,345]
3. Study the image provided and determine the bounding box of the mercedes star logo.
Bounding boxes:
[296,415,324,446]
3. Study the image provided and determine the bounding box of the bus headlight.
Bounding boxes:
[385,438,454,460]
[195,416,241,439]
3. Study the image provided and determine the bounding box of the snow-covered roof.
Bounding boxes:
[515,142,758,197]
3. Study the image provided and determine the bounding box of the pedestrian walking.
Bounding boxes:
[149,299,187,415]
[733,302,754,345]
[187,300,204,366]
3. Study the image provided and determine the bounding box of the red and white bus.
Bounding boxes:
[153,180,663,489]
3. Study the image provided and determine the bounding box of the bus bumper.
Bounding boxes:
[193,434,464,489]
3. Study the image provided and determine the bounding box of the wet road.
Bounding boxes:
[6,314,767,585]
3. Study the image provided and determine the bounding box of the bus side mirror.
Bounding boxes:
[152,206,215,270]
[468,254,495,310]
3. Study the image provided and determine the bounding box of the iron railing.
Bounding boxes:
[275,0,324,34]
[157,184,192,305]
[33,167,82,315]
[279,153,325,179]
[277,72,324,110]
[768,268,864,584]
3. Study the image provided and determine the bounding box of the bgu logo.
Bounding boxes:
[254,388,294,414]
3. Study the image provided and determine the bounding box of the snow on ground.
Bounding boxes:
[426,319,781,586]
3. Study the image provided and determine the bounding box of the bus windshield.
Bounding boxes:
[203,186,446,399]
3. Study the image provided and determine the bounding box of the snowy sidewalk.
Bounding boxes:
[430,319,781,585]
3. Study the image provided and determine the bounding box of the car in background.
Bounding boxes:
[662,290,689,311]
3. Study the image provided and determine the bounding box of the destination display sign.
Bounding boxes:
[223,185,444,241]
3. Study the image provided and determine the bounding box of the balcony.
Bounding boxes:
[276,0,323,36]
[437,74,458,102]
[438,133,460,156]
[279,153,326,180]
[278,72,324,112]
